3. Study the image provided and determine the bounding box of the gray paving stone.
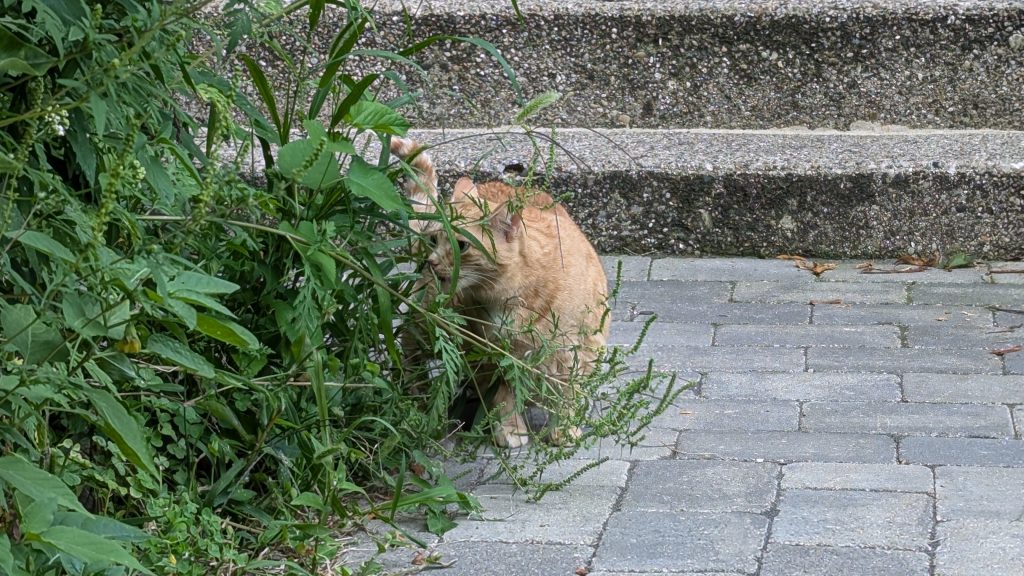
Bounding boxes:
[570,427,681,461]
[771,489,933,550]
[614,280,732,312]
[650,257,810,282]
[714,324,900,348]
[812,304,993,327]
[1008,351,1024,375]
[761,544,930,576]
[782,463,933,493]
[656,399,799,431]
[622,461,778,513]
[703,372,900,402]
[900,436,1024,467]
[443,484,618,545]
[733,281,906,304]
[631,345,805,372]
[935,519,1024,576]
[902,373,1024,404]
[620,301,810,325]
[608,321,712,347]
[912,283,1024,307]
[806,347,1003,374]
[591,510,767,573]
[905,324,1022,350]
[1017,406,1024,438]
[601,255,650,282]
[987,264,1024,285]
[824,264,988,284]
[429,542,592,576]
[676,431,895,464]
[994,308,1024,327]
[480,459,629,488]
[802,402,1013,438]
[936,466,1024,521]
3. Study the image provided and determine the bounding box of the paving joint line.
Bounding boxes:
[584,460,639,572]
[753,465,785,576]
[926,465,940,576]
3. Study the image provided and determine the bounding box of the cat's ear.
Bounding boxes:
[452,177,478,201]
[493,209,523,243]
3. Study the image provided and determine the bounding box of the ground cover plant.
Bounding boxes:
[0,0,680,573]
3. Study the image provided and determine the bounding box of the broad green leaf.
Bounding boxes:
[165,297,198,329]
[0,28,57,76]
[196,314,260,350]
[346,156,404,212]
[425,506,457,535]
[291,492,325,511]
[62,293,106,338]
[344,101,409,135]
[171,290,236,318]
[168,271,239,295]
[146,334,215,378]
[277,137,342,190]
[0,150,18,173]
[5,230,75,262]
[0,304,68,364]
[0,534,13,575]
[38,526,153,575]
[52,511,149,542]
[943,252,975,270]
[0,454,87,513]
[22,496,58,535]
[88,93,108,135]
[82,388,158,480]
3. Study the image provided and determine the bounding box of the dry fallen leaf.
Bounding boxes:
[795,259,837,276]
[411,552,427,566]
[860,265,927,275]
[575,568,590,576]
[897,254,938,267]
[991,345,1022,357]
[410,462,426,477]
[777,254,807,261]
[856,261,874,270]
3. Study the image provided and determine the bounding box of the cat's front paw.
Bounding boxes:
[494,422,530,448]
[546,425,582,446]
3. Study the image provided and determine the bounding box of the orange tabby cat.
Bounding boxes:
[392,137,609,448]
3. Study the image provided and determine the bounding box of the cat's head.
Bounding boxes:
[420,177,523,296]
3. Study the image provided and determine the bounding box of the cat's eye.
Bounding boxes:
[456,239,470,252]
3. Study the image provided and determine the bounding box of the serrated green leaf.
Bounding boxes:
[38,526,153,575]
[82,388,158,480]
[168,271,239,295]
[22,496,58,535]
[196,314,260,350]
[344,101,409,135]
[5,230,75,262]
[146,334,215,378]
[0,454,87,513]
[346,156,404,212]
[277,137,343,190]
[0,28,57,76]
[425,506,457,535]
[62,293,106,338]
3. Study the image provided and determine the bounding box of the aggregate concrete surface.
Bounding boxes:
[345,256,1024,576]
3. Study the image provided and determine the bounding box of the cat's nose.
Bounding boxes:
[427,255,439,268]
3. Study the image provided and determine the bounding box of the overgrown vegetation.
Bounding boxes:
[0,0,678,573]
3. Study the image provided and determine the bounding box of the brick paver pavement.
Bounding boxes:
[358,257,1024,576]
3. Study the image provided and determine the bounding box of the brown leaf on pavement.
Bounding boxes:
[777,254,807,261]
[411,551,427,566]
[897,254,938,267]
[990,345,1022,357]
[794,259,837,276]
[860,265,928,275]
[575,568,590,576]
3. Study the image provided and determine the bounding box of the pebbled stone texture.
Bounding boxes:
[900,436,1024,467]
[702,371,901,401]
[802,401,1013,438]
[935,519,1024,576]
[901,373,1024,404]
[782,462,933,493]
[935,466,1024,521]
[677,430,896,464]
[360,1,1024,131]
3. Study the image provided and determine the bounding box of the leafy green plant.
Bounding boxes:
[0,0,679,573]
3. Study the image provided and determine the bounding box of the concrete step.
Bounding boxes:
[353,0,1024,130]
[402,127,1024,259]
